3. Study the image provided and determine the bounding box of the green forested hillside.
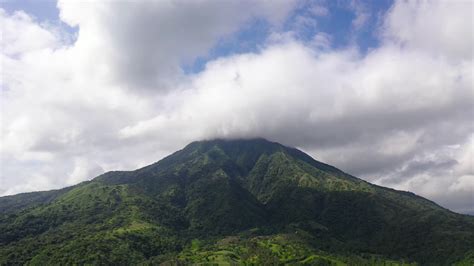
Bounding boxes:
[1,139,473,265]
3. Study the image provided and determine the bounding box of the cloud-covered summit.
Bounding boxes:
[1,0,473,214]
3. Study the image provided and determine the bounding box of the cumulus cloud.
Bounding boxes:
[382,0,473,60]
[0,0,473,214]
[56,0,296,91]
[0,9,61,56]
[0,0,298,194]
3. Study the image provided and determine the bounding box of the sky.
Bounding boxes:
[0,0,473,214]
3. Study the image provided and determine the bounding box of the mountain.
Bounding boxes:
[1,138,473,265]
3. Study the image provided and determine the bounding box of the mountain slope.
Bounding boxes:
[1,138,473,265]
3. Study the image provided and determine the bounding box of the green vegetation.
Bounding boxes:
[0,138,473,265]
[173,234,416,265]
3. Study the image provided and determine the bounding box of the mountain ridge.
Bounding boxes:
[1,138,447,215]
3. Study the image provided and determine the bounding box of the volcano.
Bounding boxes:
[1,139,473,264]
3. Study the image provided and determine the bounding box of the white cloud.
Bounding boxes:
[385,135,474,213]
[67,157,104,185]
[1,0,473,214]
[0,10,61,57]
[450,175,474,193]
[0,0,298,195]
[350,0,370,30]
[309,4,329,17]
[56,0,297,91]
[383,0,473,61]
[311,32,331,50]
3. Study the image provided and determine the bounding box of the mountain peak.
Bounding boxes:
[190,137,278,144]
[183,137,286,153]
